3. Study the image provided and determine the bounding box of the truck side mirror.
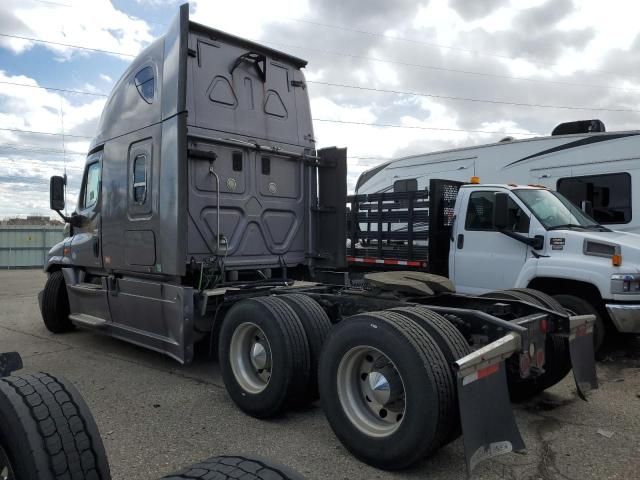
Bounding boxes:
[50,176,65,211]
[493,192,509,229]
[581,200,594,216]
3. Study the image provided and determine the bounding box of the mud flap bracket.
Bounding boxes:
[455,332,525,476]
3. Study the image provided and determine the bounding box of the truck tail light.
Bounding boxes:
[540,318,548,334]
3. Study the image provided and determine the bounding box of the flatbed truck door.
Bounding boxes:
[452,189,528,294]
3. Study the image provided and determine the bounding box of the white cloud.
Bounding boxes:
[5,0,153,60]
[191,0,310,39]
[0,71,103,216]
[99,73,113,83]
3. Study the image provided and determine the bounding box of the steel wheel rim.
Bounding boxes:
[0,444,14,480]
[336,346,406,437]
[229,322,272,394]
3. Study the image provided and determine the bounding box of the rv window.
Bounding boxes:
[133,154,147,204]
[134,66,155,104]
[557,173,631,224]
[394,178,418,192]
[465,191,528,232]
[81,162,101,210]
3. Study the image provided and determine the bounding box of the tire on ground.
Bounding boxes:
[219,296,311,418]
[278,294,332,403]
[41,270,74,333]
[390,306,471,444]
[552,293,605,353]
[318,310,455,470]
[160,454,305,480]
[0,372,110,480]
[481,289,572,401]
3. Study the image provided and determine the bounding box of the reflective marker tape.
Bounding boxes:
[569,324,593,341]
[462,363,500,386]
[347,256,427,268]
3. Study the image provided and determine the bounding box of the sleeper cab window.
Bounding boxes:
[133,154,147,204]
[134,66,155,104]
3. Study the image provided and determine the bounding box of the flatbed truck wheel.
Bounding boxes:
[219,297,311,418]
[278,294,332,403]
[0,372,110,480]
[481,289,573,401]
[390,306,471,444]
[318,310,455,470]
[160,454,305,480]
[41,270,74,333]
[508,288,565,312]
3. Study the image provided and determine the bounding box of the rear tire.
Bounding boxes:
[0,373,110,480]
[278,294,332,403]
[160,454,305,480]
[219,297,310,418]
[41,271,74,333]
[318,310,455,470]
[481,289,573,401]
[390,306,471,444]
[553,294,605,353]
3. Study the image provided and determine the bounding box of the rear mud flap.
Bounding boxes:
[567,315,598,400]
[455,333,525,476]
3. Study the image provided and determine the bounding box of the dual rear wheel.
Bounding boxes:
[218,294,331,418]
[219,297,471,470]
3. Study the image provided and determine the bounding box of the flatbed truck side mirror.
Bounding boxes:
[493,192,509,230]
[581,200,594,216]
[493,191,544,250]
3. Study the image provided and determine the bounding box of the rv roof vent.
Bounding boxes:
[552,119,605,136]
[499,136,514,142]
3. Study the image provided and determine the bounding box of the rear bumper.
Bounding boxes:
[605,303,640,333]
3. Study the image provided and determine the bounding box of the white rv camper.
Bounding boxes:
[356,120,637,233]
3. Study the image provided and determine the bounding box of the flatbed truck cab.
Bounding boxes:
[348,180,640,349]
[40,3,598,475]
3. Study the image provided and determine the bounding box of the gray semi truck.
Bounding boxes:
[39,3,598,475]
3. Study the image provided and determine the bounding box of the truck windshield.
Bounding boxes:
[514,189,605,231]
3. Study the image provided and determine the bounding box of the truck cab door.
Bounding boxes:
[69,152,103,269]
[451,189,529,294]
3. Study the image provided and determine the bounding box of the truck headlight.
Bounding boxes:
[611,273,640,293]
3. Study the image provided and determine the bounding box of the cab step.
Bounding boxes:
[69,313,108,328]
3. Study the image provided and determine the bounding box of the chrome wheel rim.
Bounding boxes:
[229,322,272,394]
[0,444,14,480]
[337,346,406,437]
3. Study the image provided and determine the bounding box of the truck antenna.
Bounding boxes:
[59,97,68,217]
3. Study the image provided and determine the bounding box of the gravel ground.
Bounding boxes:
[1,269,639,480]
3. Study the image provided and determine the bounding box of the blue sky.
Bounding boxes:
[1,0,640,217]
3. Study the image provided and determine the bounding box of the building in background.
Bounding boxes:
[0,217,64,269]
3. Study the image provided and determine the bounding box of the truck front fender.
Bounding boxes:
[44,239,72,272]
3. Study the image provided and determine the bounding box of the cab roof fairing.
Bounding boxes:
[89,2,310,153]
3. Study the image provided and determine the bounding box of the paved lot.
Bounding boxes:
[1,269,639,480]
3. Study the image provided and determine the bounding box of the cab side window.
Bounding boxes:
[465,191,529,233]
[80,162,101,210]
